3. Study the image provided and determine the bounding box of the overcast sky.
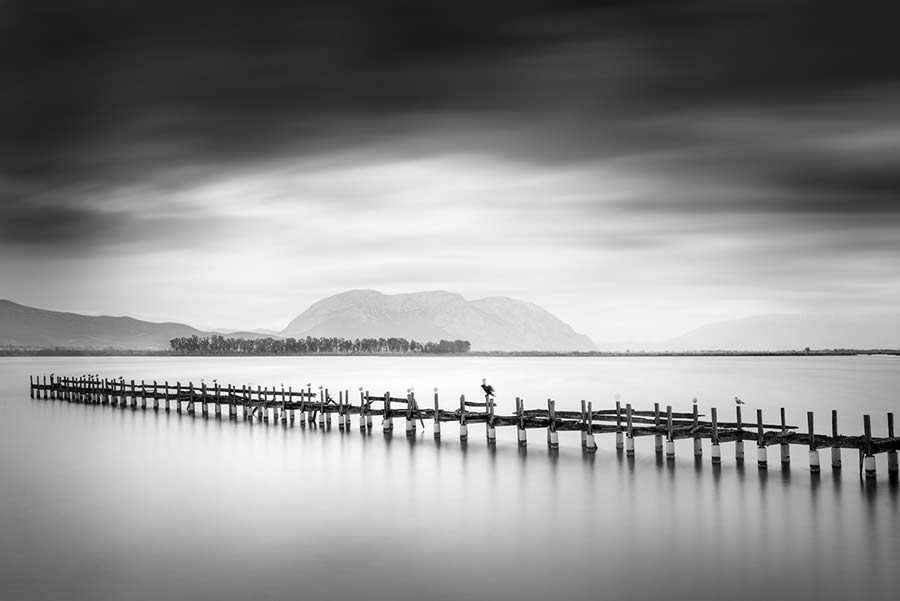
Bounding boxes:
[3,0,900,341]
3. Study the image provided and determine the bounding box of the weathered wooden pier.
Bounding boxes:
[28,374,900,479]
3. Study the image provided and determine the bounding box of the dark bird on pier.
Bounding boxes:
[481,378,495,398]
[735,396,745,405]
[692,397,699,405]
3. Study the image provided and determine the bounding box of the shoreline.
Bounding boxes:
[1,349,898,358]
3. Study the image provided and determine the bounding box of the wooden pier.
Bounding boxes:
[27,374,900,479]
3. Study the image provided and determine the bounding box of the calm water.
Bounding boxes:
[1,356,898,601]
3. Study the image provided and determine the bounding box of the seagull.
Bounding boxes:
[692,397,699,405]
[481,378,495,398]
[735,396,745,405]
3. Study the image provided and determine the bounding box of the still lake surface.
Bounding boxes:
[1,356,898,601]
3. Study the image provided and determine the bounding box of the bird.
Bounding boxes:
[692,397,699,404]
[481,378,495,398]
[735,396,745,405]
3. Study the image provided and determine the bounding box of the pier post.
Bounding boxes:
[139,380,146,410]
[735,406,744,461]
[693,405,702,456]
[580,400,588,449]
[339,390,346,430]
[780,407,790,464]
[711,407,721,465]
[215,385,222,419]
[888,413,898,473]
[626,403,635,456]
[665,405,675,460]
[359,389,367,431]
[516,397,527,447]
[130,380,137,410]
[654,402,662,453]
[486,393,496,445]
[863,415,876,478]
[325,388,332,427]
[615,400,624,449]
[42,375,47,399]
[165,381,171,412]
[831,410,841,468]
[382,390,391,432]
[176,382,182,414]
[547,399,559,449]
[260,387,266,423]
[30,375,34,399]
[153,381,159,411]
[585,401,596,452]
[287,387,294,424]
[459,395,468,441]
[808,412,820,473]
[433,389,441,439]
[757,409,767,469]
[406,390,416,436]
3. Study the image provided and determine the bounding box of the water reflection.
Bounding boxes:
[3,357,900,601]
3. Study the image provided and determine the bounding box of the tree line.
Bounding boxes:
[169,335,471,354]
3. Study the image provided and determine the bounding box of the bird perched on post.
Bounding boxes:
[481,378,495,398]
[735,396,745,405]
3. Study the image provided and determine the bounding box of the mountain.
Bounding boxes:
[0,300,268,350]
[655,313,900,352]
[281,290,597,352]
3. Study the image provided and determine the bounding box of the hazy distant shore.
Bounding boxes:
[2,349,897,357]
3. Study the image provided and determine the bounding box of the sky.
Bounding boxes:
[3,0,900,342]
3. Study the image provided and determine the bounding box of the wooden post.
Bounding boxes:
[261,386,267,423]
[516,397,527,447]
[615,400,624,449]
[140,380,147,410]
[42,375,47,399]
[288,387,294,424]
[665,405,675,460]
[325,388,332,426]
[215,384,222,418]
[711,407,721,464]
[459,394,468,441]
[382,390,391,432]
[364,390,372,429]
[693,405,702,456]
[735,406,744,460]
[757,409,767,469]
[780,407,790,464]
[130,380,137,410]
[357,389,365,431]
[433,389,441,439]
[30,375,34,399]
[581,399,587,449]
[654,402,662,453]
[888,412,898,473]
[547,399,559,449]
[153,381,159,411]
[405,390,416,436]
[808,412,820,473]
[585,401,596,452]
[831,410,841,468]
[486,392,496,445]
[863,415,875,478]
[625,403,635,456]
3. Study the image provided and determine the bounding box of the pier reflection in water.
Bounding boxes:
[1,356,898,601]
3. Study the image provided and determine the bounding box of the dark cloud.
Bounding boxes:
[4,0,900,229]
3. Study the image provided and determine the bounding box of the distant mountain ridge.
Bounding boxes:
[0,299,269,350]
[281,290,597,352]
[657,313,900,352]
